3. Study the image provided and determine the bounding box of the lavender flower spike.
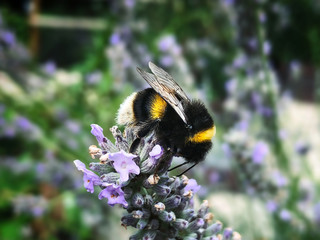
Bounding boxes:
[98,183,128,208]
[108,150,140,182]
[74,160,102,193]
[90,124,105,144]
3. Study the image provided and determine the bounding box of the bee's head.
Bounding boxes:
[184,100,214,137]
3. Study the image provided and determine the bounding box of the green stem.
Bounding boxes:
[256,10,290,175]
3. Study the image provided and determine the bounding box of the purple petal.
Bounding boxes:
[149,145,163,160]
[74,160,86,171]
[184,179,201,194]
[90,124,105,144]
[109,150,140,182]
[74,160,102,193]
[98,184,128,208]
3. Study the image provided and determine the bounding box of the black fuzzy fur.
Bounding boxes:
[131,88,214,163]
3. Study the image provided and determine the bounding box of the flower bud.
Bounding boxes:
[188,218,204,232]
[198,200,209,217]
[99,153,109,163]
[179,175,189,189]
[140,157,157,173]
[141,208,151,219]
[153,202,165,213]
[164,195,181,210]
[137,218,148,229]
[203,236,219,240]
[132,210,143,219]
[204,212,214,223]
[182,209,196,220]
[232,232,242,240]
[223,228,233,240]
[142,230,157,240]
[159,211,175,222]
[132,193,144,208]
[123,187,133,198]
[89,162,113,175]
[143,174,160,188]
[170,177,181,189]
[204,221,223,236]
[184,233,197,240]
[100,172,120,184]
[89,145,101,159]
[153,184,171,197]
[172,219,189,230]
[121,214,138,227]
[149,219,159,230]
[144,195,153,207]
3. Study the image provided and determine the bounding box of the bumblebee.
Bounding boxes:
[117,62,215,172]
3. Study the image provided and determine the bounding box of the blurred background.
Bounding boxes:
[0,0,320,239]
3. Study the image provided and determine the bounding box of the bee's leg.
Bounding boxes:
[168,162,188,171]
[177,162,198,177]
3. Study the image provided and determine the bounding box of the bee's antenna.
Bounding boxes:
[168,162,188,171]
[176,162,198,177]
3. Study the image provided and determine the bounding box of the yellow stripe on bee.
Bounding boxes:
[188,126,216,143]
[150,94,167,119]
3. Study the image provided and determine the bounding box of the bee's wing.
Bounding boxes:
[136,62,190,124]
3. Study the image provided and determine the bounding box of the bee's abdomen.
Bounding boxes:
[133,88,167,123]
[116,92,138,126]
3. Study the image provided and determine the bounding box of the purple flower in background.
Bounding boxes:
[279,209,291,221]
[272,171,288,187]
[222,0,234,7]
[223,228,233,239]
[98,183,128,207]
[90,124,105,145]
[225,78,236,94]
[86,71,102,85]
[290,60,301,75]
[263,41,272,55]
[160,55,174,67]
[65,120,81,134]
[222,143,232,158]
[158,35,175,52]
[2,30,15,45]
[259,11,267,23]
[74,160,102,193]
[294,141,310,156]
[314,202,320,224]
[124,0,135,9]
[278,129,288,140]
[248,38,258,50]
[32,206,45,217]
[251,92,262,107]
[15,116,31,131]
[266,200,278,213]
[251,141,269,164]
[4,127,16,137]
[184,179,201,194]
[42,61,56,75]
[209,171,220,184]
[172,45,182,55]
[108,150,140,182]
[235,120,249,131]
[257,106,273,117]
[233,55,247,69]
[110,32,121,45]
